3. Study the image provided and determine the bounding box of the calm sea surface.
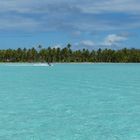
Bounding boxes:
[0,63,140,140]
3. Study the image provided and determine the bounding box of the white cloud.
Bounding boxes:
[74,33,128,50]
[0,0,139,32]
[81,40,95,47]
[103,34,127,46]
[0,16,40,31]
[74,40,95,50]
[72,31,82,36]
[79,0,140,15]
[53,44,62,48]
[76,40,95,47]
[2,0,139,15]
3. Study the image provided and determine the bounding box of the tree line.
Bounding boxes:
[0,44,140,63]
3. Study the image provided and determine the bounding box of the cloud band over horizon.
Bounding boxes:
[0,0,139,49]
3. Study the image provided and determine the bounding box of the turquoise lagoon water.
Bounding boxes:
[0,63,140,140]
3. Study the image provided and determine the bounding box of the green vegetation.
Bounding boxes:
[0,44,140,63]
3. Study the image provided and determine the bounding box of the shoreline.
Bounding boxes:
[0,62,140,64]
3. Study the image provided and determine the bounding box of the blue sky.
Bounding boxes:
[0,0,140,49]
